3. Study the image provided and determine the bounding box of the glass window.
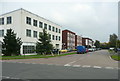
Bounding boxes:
[33,31,37,38]
[56,28,58,33]
[7,16,12,24]
[0,18,4,25]
[52,26,55,32]
[39,21,43,28]
[26,29,31,37]
[26,17,31,25]
[23,45,35,54]
[52,35,54,40]
[33,19,37,27]
[56,36,58,40]
[49,34,51,39]
[59,36,60,41]
[0,30,4,37]
[49,25,51,31]
[59,29,61,33]
[44,23,47,29]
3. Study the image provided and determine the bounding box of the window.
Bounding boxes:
[0,18,4,25]
[49,25,51,31]
[33,19,37,27]
[59,36,60,41]
[56,28,58,33]
[23,45,35,54]
[44,23,47,29]
[59,29,61,33]
[56,36,58,40]
[52,26,55,32]
[33,31,37,38]
[26,29,31,37]
[26,17,31,25]
[0,30,4,37]
[7,16,12,24]
[39,21,43,28]
[49,34,51,39]
[52,35,54,40]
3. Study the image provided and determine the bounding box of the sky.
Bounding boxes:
[0,0,119,43]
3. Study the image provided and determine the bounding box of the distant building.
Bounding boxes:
[82,37,94,48]
[0,8,62,55]
[62,30,76,50]
[75,35,82,46]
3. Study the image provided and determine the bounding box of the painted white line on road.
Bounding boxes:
[105,67,114,69]
[47,64,53,65]
[64,64,71,66]
[31,63,37,64]
[93,66,102,69]
[73,65,81,67]
[82,65,91,68]
[24,62,31,64]
[69,61,76,64]
[2,76,19,79]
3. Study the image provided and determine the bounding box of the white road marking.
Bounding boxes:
[105,67,114,69]
[64,64,71,66]
[2,76,19,79]
[82,65,91,68]
[73,65,81,67]
[31,63,37,64]
[93,66,102,69]
[69,61,76,64]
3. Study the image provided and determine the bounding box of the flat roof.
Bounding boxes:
[0,8,62,27]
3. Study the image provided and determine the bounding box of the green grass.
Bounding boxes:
[111,55,120,61]
[1,52,76,60]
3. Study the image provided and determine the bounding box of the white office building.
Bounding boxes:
[0,8,62,55]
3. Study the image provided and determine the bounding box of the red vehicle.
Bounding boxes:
[85,48,89,53]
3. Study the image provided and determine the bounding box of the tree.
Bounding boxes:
[2,29,22,56]
[36,29,54,55]
[94,40,100,48]
[109,33,118,47]
[100,42,109,49]
[116,40,120,48]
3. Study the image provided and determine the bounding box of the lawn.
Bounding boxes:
[1,52,76,60]
[111,55,120,61]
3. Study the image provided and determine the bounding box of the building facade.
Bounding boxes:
[62,30,75,50]
[0,8,62,55]
[75,35,82,47]
[82,37,94,48]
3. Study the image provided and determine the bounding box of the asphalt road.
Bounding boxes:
[1,50,119,79]
[2,62,118,79]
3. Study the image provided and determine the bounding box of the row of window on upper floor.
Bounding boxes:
[26,29,61,41]
[26,17,61,33]
[0,16,61,34]
[0,29,61,41]
[0,16,12,25]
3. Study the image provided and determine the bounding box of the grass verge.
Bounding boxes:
[111,55,120,61]
[1,52,76,60]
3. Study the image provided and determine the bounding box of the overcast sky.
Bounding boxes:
[0,0,119,43]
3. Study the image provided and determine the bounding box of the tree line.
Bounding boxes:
[94,33,120,49]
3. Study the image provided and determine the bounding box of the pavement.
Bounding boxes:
[1,50,119,79]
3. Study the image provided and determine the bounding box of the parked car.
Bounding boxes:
[88,48,93,52]
[59,49,68,53]
[76,46,86,54]
[85,48,89,53]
